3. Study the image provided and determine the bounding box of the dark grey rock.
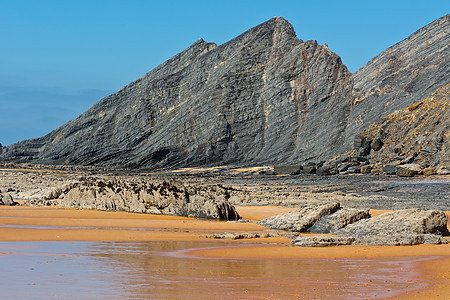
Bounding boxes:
[354,135,367,148]
[337,164,349,172]
[382,165,398,175]
[355,156,369,163]
[357,146,371,157]
[257,202,340,232]
[421,149,438,155]
[303,166,316,174]
[290,169,303,175]
[370,138,384,151]
[274,165,302,175]
[402,156,415,164]
[316,166,331,176]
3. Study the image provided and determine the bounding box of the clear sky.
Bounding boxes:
[0,0,448,145]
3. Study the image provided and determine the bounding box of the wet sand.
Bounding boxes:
[0,205,449,299]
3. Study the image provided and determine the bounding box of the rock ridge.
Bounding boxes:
[1,15,448,169]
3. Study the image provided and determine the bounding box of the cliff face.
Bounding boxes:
[346,15,450,145]
[1,17,353,168]
[1,15,448,169]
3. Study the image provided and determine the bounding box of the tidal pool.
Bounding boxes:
[0,241,430,299]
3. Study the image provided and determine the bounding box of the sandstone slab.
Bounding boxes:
[257,202,340,232]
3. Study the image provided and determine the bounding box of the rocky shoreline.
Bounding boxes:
[0,163,448,246]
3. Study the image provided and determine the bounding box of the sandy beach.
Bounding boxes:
[1,205,449,299]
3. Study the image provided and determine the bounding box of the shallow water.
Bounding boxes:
[0,241,432,299]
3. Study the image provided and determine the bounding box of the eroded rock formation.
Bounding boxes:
[58,179,239,220]
[257,204,449,246]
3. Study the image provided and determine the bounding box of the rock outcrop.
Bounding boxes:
[1,15,448,169]
[257,202,341,231]
[58,179,239,220]
[255,203,448,246]
[282,207,449,246]
[332,209,449,245]
[307,208,370,233]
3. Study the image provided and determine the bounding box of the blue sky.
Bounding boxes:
[0,0,448,145]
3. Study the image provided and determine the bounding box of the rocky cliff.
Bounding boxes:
[1,15,448,169]
[347,15,450,145]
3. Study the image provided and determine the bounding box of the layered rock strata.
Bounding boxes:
[256,204,449,246]
[257,202,341,231]
[2,15,448,169]
[347,15,450,146]
[58,179,239,220]
[0,17,353,167]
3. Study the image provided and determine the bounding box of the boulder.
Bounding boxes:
[382,165,398,175]
[303,166,316,174]
[257,202,340,232]
[402,156,415,164]
[436,167,450,175]
[347,166,360,174]
[357,146,371,157]
[328,167,339,175]
[316,166,331,176]
[422,167,436,176]
[360,165,373,174]
[274,165,302,175]
[338,163,350,172]
[354,135,368,148]
[334,209,449,245]
[397,167,418,177]
[308,208,371,233]
[0,193,17,206]
[370,138,384,151]
[400,163,422,172]
[24,199,59,206]
[371,167,383,175]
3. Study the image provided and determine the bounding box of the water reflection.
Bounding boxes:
[0,241,428,299]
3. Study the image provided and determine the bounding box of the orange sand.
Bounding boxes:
[0,205,449,298]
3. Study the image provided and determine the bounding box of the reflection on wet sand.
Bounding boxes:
[0,241,432,299]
